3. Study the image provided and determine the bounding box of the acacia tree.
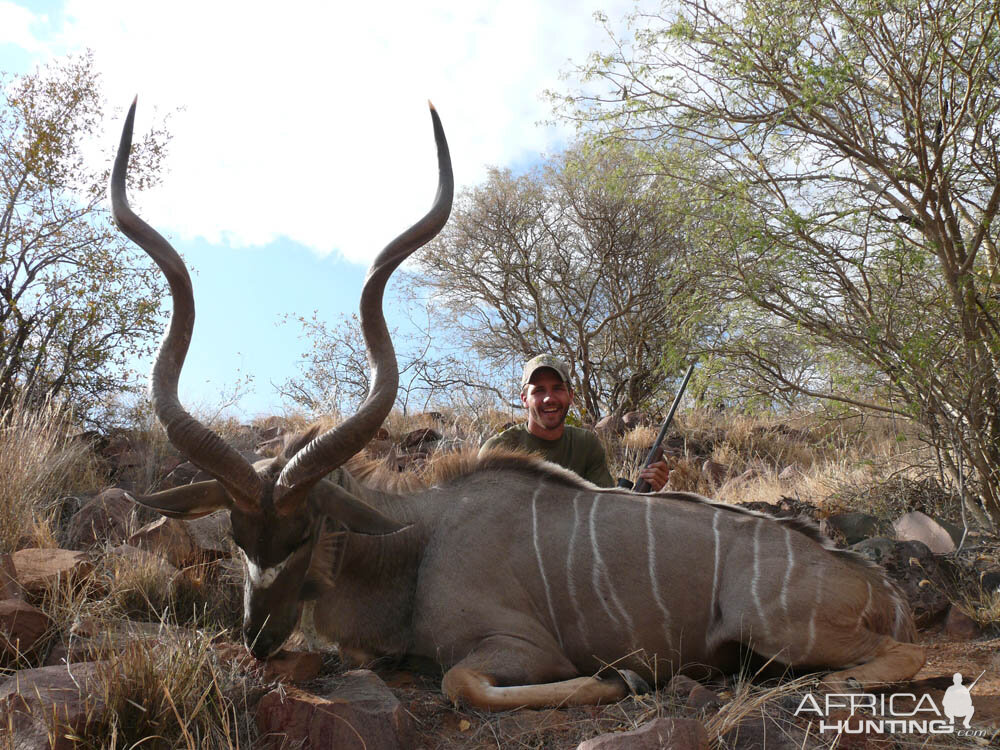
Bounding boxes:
[280,288,512,419]
[1,53,169,425]
[415,138,704,421]
[567,0,1000,523]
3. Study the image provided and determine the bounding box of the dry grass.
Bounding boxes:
[590,407,945,519]
[54,625,262,749]
[12,555,260,748]
[0,393,101,553]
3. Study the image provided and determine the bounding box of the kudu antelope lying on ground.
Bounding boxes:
[110,100,924,710]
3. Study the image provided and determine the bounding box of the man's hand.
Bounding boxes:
[638,460,670,492]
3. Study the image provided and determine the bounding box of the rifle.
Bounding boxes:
[632,362,696,493]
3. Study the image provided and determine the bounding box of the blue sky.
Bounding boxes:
[1,0,634,419]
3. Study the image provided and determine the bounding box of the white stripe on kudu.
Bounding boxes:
[531,485,563,649]
[781,525,795,618]
[751,519,771,643]
[589,495,635,637]
[645,497,673,648]
[710,509,722,638]
[567,492,589,649]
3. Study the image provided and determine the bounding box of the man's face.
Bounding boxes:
[521,368,573,437]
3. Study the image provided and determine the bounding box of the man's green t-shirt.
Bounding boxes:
[479,424,615,488]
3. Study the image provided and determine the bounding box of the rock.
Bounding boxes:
[849,536,897,565]
[719,712,806,750]
[623,411,650,429]
[184,511,233,559]
[161,451,264,489]
[126,510,231,567]
[944,605,981,640]
[594,414,625,437]
[577,717,709,749]
[666,674,699,700]
[264,650,324,683]
[777,464,799,481]
[686,683,724,712]
[11,549,92,597]
[399,427,441,451]
[0,599,52,664]
[64,488,142,550]
[127,517,197,568]
[216,642,323,682]
[255,669,414,749]
[0,662,105,749]
[701,460,729,486]
[158,460,202,490]
[106,544,180,580]
[47,618,195,666]
[893,511,955,554]
[822,512,893,545]
[0,553,22,599]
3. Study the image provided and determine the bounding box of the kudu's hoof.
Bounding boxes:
[614,668,652,696]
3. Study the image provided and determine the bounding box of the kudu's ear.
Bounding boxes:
[311,480,409,535]
[124,480,232,520]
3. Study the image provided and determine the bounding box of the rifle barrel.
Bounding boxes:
[633,362,696,492]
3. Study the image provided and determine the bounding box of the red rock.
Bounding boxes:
[0,662,105,749]
[183,511,233,559]
[256,669,414,749]
[594,414,625,436]
[700,460,729,486]
[686,684,723,711]
[64,488,139,550]
[666,674,699,699]
[0,598,52,664]
[0,553,22,599]
[127,517,197,568]
[893,511,955,554]
[264,650,324,683]
[11,548,92,596]
[49,619,197,666]
[623,411,650,429]
[213,644,322,683]
[944,605,981,640]
[577,717,709,749]
[106,544,179,580]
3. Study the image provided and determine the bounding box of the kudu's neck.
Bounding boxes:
[308,482,436,659]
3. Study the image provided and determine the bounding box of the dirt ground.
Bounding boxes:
[912,632,1000,729]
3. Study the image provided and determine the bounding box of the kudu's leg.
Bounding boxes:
[441,637,643,710]
[738,618,925,690]
[819,637,926,690]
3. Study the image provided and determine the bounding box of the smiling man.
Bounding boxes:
[480,355,669,491]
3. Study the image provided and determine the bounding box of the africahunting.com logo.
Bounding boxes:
[794,671,988,737]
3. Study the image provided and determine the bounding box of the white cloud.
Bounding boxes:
[6,0,634,264]
[0,0,46,51]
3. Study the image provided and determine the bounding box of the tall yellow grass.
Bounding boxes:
[0,393,100,553]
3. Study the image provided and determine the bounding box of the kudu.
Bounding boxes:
[111,100,925,710]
